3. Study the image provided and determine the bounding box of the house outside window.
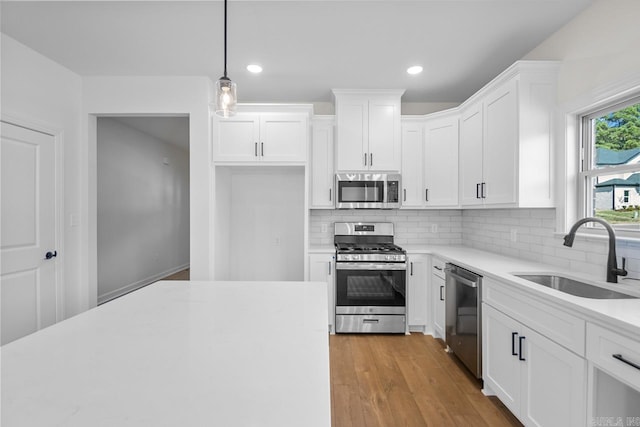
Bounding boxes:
[581,96,640,229]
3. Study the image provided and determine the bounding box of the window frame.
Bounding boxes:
[578,94,640,231]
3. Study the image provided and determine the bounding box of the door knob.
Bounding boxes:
[45,251,57,260]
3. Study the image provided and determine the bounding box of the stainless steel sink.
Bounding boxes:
[514,274,637,299]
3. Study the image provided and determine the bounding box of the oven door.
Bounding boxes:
[335,175,385,209]
[335,262,406,314]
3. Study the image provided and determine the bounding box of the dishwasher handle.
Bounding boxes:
[445,269,479,288]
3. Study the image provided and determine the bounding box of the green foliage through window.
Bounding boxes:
[595,103,640,150]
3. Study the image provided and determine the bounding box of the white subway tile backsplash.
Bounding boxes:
[311,207,640,282]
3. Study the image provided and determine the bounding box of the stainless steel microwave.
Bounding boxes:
[335,173,401,209]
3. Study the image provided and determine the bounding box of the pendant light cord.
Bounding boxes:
[223,0,228,78]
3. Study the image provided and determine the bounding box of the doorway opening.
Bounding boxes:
[96,116,190,304]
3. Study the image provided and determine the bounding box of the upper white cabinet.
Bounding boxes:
[310,116,335,209]
[212,112,308,163]
[401,112,459,209]
[333,90,403,172]
[459,61,559,208]
[400,120,424,208]
[424,113,459,207]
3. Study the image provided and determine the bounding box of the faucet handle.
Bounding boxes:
[615,257,628,277]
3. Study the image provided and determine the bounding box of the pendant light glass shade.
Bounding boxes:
[215,76,237,118]
[215,0,236,118]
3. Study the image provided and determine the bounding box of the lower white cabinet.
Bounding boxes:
[308,253,335,333]
[483,303,586,426]
[407,253,428,331]
[431,257,446,339]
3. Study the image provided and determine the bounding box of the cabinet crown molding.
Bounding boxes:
[211,103,314,116]
[332,89,405,98]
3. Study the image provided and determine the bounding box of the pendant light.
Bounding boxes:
[215,0,237,118]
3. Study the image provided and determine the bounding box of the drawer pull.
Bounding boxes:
[434,266,443,271]
[363,318,379,323]
[613,354,640,371]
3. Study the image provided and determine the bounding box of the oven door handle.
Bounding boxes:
[335,262,407,271]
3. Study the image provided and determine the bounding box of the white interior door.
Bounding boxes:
[1,121,58,345]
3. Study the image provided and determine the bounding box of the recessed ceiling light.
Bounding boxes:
[247,64,263,74]
[407,65,423,75]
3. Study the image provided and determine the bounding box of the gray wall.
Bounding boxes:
[97,117,190,303]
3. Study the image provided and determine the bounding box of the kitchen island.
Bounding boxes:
[0,281,331,427]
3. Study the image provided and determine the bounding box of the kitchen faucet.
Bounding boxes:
[563,217,627,283]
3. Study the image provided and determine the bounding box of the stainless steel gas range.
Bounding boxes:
[334,222,407,334]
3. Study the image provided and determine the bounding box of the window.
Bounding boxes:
[581,95,640,229]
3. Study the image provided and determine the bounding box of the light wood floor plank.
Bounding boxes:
[330,333,522,427]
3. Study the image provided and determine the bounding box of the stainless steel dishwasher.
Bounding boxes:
[444,263,482,379]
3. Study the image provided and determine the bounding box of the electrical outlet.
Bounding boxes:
[321,223,328,233]
[510,229,518,243]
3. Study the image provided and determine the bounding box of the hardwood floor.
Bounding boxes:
[329,333,522,427]
[160,268,190,281]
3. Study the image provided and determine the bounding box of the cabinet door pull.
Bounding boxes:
[511,332,518,356]
[410,262,414,276]
[481,182,486,199]
[328,262,332,276]
[518,336,526,361]
[329,188,332,202]
[439,286,444,301]
[476,183,481,199]
[613,354,640,371]
[403,189,407,202]
[425,188,429,202]
[255,142,258,157]
[261,142,264,157]
[434,266,443,271]
[370,153,373,166]
[364,153,367,166]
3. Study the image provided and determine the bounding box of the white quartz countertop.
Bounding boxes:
[0,281,331,427]
[414,245,640,339]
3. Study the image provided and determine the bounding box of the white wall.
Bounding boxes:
[216,167,305,281]
[524,0,640,105]
[96,118,189,303]
[82,76,212,308]
[0,34,85,318]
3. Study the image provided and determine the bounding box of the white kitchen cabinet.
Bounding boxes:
[310,117,335,209]
[586,323,640,422]
[308,253,335,333]
[401,113,459,209]
[424,114,459,207]
[459,61,558,208]
[333,90,403,172]
[483,303,586,427]
[213,113,307,163]
[407,253,428,332]
[400,120,424,208]
[431,257,446,339]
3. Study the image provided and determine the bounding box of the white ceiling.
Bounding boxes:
[1,0,593,104]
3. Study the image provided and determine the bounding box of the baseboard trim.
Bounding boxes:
[97,263,190,305]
